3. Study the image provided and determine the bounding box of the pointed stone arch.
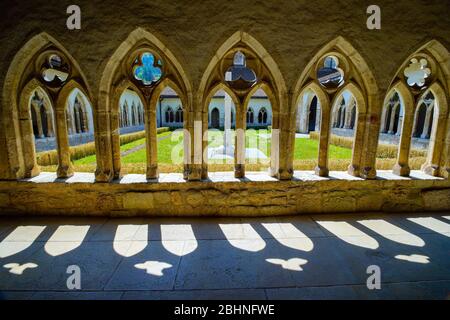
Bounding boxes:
[1,32,92,180]
[55,79,93,178]
[18,79,54,177]
[98,27,193,181]
[293,81,330,175]
[291,36,379,178]
[387,39,450,178]
[421,82,449,176]
[199,82,241,177]
[198,31,288,179]
[331,82,367,176]
[110,79,146,178]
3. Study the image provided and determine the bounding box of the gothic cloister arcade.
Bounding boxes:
[0,0,449,218]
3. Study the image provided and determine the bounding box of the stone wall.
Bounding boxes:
[0,171,449,217]
[0,1,449,94]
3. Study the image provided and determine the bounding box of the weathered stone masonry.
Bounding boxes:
[0,0,449,216]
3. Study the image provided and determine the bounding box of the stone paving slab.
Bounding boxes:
[0,213,449,299]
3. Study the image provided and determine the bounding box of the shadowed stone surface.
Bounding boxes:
[0,213,449,299]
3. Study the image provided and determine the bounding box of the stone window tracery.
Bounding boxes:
[317,55,344,88]
[404,58,431,88]
[133,52,163,86]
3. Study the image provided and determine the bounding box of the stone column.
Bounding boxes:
[396,114,403,136]
[201,109,209,179]
[35,105,44,139]
[235,102,245,178]
[359,94,380,179]
[315,101,330,177]
[388,103,398,134]
[380,104,388,133]
[94,108,114,182]
[296,104,302,133]
[440,116,450,179]
[55,108,74,178]
[315,105,321,131]
[393,110,413,176]
[420,103,434,139]
[145,100,158,179]
[186,106,203,181]
[422,107,446,176]
[110,105,121,179]
[348,111,365,177]
[19,115,40,178]
[224,94,232,154]
[344,105,352,129]
[276,103,294,180]
[47,111,55,137]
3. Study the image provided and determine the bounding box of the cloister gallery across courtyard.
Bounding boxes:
[0,0,449,300]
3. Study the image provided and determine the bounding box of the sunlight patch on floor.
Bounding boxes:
[161,225,197,255]
[407,217,450,237]
[358,219,425,247]
[45,225,90,256]
[219,223,266,252]
[0,226,46,258]
[262,223,313,252]
[316,221,379,249]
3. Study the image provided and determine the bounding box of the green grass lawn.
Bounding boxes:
[74,129,352,165]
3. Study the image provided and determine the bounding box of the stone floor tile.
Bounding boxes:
[30,290,123,300]
[0,242,123,291]
[122,289,266,300]
[105,240,183,291]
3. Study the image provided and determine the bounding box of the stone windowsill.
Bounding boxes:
[18,170,444,185]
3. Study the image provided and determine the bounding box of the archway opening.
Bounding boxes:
[411,90,435,169]
[206,90,236,170]
[327,90,355,170]
[245,88,272,170]
[65,89,95,173]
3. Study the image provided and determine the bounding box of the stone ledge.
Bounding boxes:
[18,170,444,184]
[0,170,448,217]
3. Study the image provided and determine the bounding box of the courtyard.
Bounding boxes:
[37,129,429,174]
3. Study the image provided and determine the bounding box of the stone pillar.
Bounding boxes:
[388,103,399,134]
[420,104,433,139]
[47,111,55,137]
[145,101,158,179]
[224,94,232,153]
[393,110,414,176]
[422,107,446,176]
[380,104,388,133]
[296,104,302,133]
[186,106,203,181]
[440,116,450,179]
[35,105,44,139]
[201,109,209,179]
[19,116,40,178]
[235,102,245,178]
[315,101,330,177]
[348,111,365,177]
[55,108,74,178]
[110,106,121,180]
[277,94,294,180]
[94,108,114,182]
[344,104,352,129]
[396,114,403,136]
[315,105,321,131]
[359,94,380,179]
[340,107,346,128]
